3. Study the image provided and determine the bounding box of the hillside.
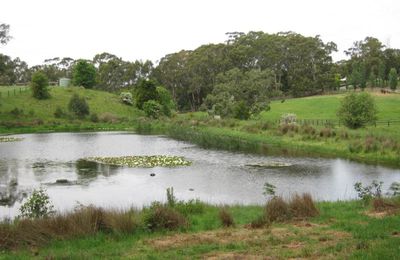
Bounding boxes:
[261,91,400,121]
[0,86,143,132]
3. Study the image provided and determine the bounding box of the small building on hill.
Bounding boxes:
[59,78,71,87]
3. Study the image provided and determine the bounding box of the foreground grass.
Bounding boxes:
[2,200,399,259]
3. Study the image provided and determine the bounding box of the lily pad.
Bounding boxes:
[0,136,23,143]
[84,155,192,168]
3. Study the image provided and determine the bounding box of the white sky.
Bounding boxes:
[1,0,400,66]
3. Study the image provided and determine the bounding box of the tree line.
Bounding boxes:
[1,24,399,115]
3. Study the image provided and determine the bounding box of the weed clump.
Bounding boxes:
[289,193,319,219]
[265,196,291,222]
[218,207,235,227]
[143,203,188,231]
[265,193,319,223]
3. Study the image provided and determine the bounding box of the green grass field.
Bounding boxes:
[261,91,400,121]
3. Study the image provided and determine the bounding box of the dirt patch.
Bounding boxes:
[147,228,267,250]
[365,209,399,219]
[147,224,351,254]
[205,252,270,260]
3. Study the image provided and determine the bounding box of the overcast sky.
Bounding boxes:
[1,0,400,66]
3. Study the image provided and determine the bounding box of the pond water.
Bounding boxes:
[1,132,399,219]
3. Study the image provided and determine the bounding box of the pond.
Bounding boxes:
[1,132,399,219]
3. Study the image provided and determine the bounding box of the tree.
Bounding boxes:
[156,86,175,117]
[134,79,159,109]
[388,68,398,90]
[68,93,90,117]
[0,24,11,45]
[205,68,273,118]
[143,100,162,119]
[337,92,377,129]
[72,60,97,88]
[31,71,50,99]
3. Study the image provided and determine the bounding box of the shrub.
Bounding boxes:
[319,127,336,138]
[68,94,90,118]
[233,101,250,120]
[389,182,400,196]
[279,123,299,135]
[54,106,65,118]
[348,141,363,153]
[249,215,269,229]
[281,113,297,124]
[337,92,377,129]
[289,193,319,219]
[174,199,205,216]
[9,107,23,117]
[219,207,235,227]
[31,71,50,99]
[372,198,397,212]
[301,125,316,136]
[143,100,162,119]
[120,92,133,105]
[364,136,379,152]
[99,112,119,123]
[143,203,188,231]
[72,60,96,88]
[265,196,291,222]
[354,180,383,205]
[103,209,140,234]
[90,113,99,122]
[156,86,175,117]
[19,188,55,219]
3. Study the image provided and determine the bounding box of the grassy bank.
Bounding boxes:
[2,195,400,259]
[0,86,142,134]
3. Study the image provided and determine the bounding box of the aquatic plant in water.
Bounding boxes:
[0,136,23,142]
[84,155,192,168]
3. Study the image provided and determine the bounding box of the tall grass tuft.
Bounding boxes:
[218,207,235,227]
[289,193,319,219]
[265,197,291,222]
[143,203,188,231]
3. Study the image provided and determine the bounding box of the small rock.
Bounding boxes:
[189,188,194,191]
[56,179,69,184]
[150,173,156,177]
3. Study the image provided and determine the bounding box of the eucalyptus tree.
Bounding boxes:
[0,23,11,45]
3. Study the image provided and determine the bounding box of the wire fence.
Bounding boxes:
[0,87,30,98]
[274,118,400,127]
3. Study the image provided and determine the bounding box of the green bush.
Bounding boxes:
[72,60,97,88]
[19,188,55,219]
[156,86,175,117]
[31,71,50,99]
[9,107,24,117]
[54,106,65,118]
[68,93,90,118]
[134,79,159,109]
[233,101,250,120]
[120,92,133,105]
[90,113,99,122]
[143,100,162,119]
[337,92,377,129]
